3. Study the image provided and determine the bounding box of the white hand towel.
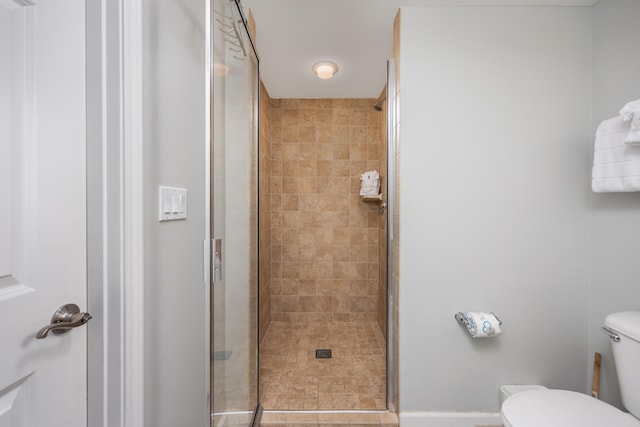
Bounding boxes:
[592,116,640,192]
[360,170,380,196]
[619,99,640,144]
[463,312,502,338]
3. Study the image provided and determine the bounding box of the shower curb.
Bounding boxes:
[259,410,398,427]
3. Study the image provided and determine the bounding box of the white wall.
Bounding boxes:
[589,0,640,410]
[142,0,208,425]
[0,7,11,277]
[398,6,592,413]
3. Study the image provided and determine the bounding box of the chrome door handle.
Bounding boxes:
[36,303,92,339]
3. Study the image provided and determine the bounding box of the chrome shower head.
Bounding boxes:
[373,94,386,111]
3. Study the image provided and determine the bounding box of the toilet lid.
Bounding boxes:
[501,389,640,427]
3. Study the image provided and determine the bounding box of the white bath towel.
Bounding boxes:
[592,116,640,192]
[619,99,640,145]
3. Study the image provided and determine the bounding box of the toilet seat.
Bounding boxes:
[501,389,640,427]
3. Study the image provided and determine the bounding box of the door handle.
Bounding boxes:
[36,303,92,339]
[213,238,222,283]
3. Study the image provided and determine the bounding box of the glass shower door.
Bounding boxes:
[211,0,259,425]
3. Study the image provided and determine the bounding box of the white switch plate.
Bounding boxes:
[159,186,187,221]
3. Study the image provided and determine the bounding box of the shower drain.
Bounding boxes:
[315,349,332,359]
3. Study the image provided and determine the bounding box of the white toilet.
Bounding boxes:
[501,311,640,427]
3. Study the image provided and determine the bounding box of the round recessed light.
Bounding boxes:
[312,61,339,80]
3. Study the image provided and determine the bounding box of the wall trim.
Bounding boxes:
[122,0,145,425]
[399,411,502,427]
[86,0,127,425]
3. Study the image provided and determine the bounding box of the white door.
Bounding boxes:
[0,0,88,425]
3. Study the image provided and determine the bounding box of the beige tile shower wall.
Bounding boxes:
[259,81,272,343]
[269,98,381,323]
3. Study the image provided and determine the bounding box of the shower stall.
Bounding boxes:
[256,59,399,413]
[210,0,399,419]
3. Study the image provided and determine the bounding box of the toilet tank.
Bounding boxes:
[605,311,640,419]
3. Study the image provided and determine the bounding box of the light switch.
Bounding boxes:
[159,186,187,221]
[163,193,172,214]
[171,194,179,213]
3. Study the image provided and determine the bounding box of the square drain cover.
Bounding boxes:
[315,349,332,359]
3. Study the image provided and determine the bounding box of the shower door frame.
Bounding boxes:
[210,0,261,425]
[385,58,399,413]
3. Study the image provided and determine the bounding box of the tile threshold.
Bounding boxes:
[260,410,398,426]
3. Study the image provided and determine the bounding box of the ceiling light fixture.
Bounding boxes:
[312,61,339,80]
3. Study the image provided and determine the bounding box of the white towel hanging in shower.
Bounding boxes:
[360,170,380,196]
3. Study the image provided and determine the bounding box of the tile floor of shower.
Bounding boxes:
[259,321,386,411]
